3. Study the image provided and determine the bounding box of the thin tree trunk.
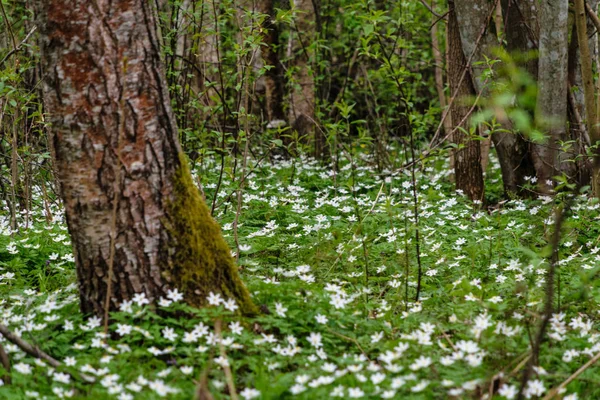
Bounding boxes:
[455,0,536,197]
[37,0,256,317]
[258,0,286,125]
[575,0,600,195]
[448,2,484,202]
[532,0,569,194]
[569,0,598,186]
[288,0,318,154]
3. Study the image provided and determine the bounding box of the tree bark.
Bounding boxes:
[448,2,484,202]
[454,0,535,197]
[569,0,599,187]
[288,0,319,155]
[37,0,256,317]
[257,0,286,125]
[574,0,600,195]
[532,0,569,194]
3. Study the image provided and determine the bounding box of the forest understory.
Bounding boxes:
[3,0,600,398]
[0,152,598,399]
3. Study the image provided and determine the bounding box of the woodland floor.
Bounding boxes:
[0,149,598,399]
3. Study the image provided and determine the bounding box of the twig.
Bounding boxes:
[418,0,444,19]
[510,353,531,377]
[215,320,238,400]
[542,351,600,400]
[0,1,17,51]
[0,26,37,67]
[326,328,369,359]
[585,1,600,32]
[438,326,457,352]
[0,343,11,384]
[517,202,570,399]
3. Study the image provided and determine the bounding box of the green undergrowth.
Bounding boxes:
[0,152,598,399]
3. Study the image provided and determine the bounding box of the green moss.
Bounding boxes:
[165,153,258,315]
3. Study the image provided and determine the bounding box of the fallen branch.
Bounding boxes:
[0,323,94,382]
[542,351,600,400]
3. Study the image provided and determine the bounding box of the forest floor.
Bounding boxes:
[0,149,598,399]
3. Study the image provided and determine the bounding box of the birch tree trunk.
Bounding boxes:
[37,0,256,317]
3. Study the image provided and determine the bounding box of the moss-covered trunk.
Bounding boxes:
[36,0,257,317]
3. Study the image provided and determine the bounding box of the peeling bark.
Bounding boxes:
[37,0,256,316]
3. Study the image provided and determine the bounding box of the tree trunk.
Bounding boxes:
[568,1,598,187]
[454,0,536,197]
[532,0,569,194]
[197,0,222,111]
[37,0,257,317]
[448,2,484,202]
[574,0,600,195]
[288,0,319,155]
[258,0,286,125]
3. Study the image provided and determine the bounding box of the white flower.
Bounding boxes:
[524,379,545,398]
[348,387,365,398]
[240,388,260,399]
[410,356,432,370]
[289,384,306,394]
[162,327,178,342]
[158,297,172,307]
[119,300,133,313]
[315,314,328,324]
[223,298,239,312]
[116,324,133,336]
[411,380,429,392]
[488,296,503,304]
[64,357,76,367]
[132,293,149,307]
[330,385,345,397]
[275,302,288,317]
[370,372,386,384]
[370,331,384,343]
[455,340,479,354]
[53,372,71,384]
[562,349,580,362]
[14,363,32,375]
[207,292,223,306]
[308,332,322,348]
[229,321,243,335]
[180,366,193,375]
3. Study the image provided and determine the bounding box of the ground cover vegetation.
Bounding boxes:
[2,0,600,399]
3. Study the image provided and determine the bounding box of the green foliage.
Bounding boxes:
[0,152,598,398]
